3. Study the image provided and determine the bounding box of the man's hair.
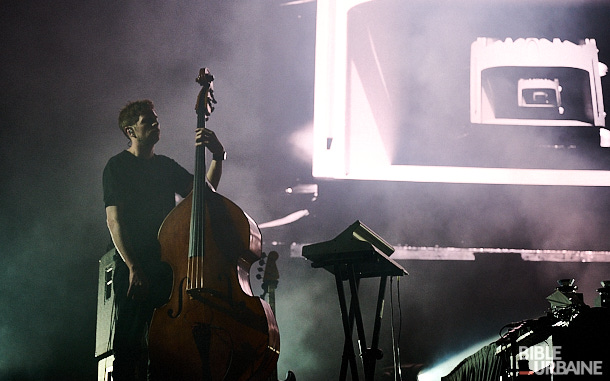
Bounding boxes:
[118,99,155,137]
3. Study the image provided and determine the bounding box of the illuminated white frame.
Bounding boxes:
[312,0,610,186]
[470,37,606,126]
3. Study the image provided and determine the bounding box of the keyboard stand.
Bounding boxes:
[310,259,395,381]
[302,221,409,381]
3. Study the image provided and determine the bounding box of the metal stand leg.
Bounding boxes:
[335,264,360,381]
[334,264,390,381]
[363,276,387,381]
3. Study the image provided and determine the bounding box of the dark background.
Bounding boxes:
[1,1,610,380]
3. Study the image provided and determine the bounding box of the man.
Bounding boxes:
[102,99,226,380]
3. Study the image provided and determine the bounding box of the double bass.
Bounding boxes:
[148,68,280,380]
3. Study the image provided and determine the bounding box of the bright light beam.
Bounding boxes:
[259,209,310,229]
[417,337,497,381]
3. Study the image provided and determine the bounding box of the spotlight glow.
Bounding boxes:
[417,337,497,381]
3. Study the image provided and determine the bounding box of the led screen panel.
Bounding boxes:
[312,0,610,186]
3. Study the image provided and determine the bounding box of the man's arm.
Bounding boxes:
[106,205,149,299]
[196,127,225,190]
[207,158,222,190]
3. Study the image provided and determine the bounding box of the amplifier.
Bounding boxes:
[97,354,114,381]
[95,249,116,359]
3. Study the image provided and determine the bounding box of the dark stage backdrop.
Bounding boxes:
[1,1,610,380]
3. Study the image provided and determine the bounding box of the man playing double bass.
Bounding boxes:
[103,99,226,380]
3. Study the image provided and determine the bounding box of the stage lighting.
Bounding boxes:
[546,278,586,322]
[595,280,610,307]
[471,37,606,127]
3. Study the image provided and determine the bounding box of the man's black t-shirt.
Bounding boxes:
[103,150,192,264]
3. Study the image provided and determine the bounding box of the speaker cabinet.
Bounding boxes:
[96,249,116,380]
[96,249,116,358]
[97,354,114,381]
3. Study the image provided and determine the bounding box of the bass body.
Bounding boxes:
[149,189,279,380]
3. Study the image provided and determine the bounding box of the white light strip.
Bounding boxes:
[326,164,610,186]
[259,209,310,229]
[289,243,610,262]
[392,246,610,262]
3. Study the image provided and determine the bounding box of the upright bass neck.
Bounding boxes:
[189,68,216,263]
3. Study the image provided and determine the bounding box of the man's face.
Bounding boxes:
[132,109,160,145]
